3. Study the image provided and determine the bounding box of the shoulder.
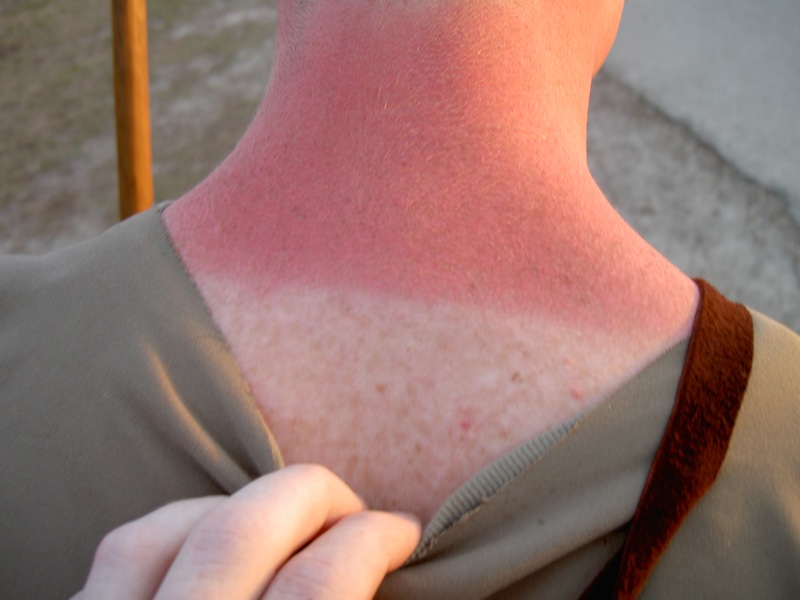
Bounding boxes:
[0,210,167,351]
[749,308,800,396]
[642,308,800,599]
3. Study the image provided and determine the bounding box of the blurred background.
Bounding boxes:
[0,0,797,330]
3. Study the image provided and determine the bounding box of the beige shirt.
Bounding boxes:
[1,207,798,598]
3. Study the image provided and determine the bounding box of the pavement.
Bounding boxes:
[606,0,800,222]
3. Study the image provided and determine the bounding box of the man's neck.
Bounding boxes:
[165,0,696,337]
[162,1,698,518]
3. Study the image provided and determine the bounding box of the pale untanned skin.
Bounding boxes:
[164,0,698,522]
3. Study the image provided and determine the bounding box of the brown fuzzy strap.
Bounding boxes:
[581,279,754,600]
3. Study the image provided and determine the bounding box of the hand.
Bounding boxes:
[73,464,421,600]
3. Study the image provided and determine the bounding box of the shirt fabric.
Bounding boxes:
[1,206,798,599]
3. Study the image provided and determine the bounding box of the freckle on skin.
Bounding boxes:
[511,371,522,383]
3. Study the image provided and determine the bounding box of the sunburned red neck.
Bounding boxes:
[164,0,697,340]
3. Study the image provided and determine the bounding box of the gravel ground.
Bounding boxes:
[1,0,797,331]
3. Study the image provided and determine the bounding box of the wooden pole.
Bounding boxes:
[111,0,154,220]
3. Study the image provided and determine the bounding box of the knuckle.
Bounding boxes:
[341,510,390,536]
[283,463,336,485]
[183,504,261,566]
[268,555,345,600]
[93,521,161,569]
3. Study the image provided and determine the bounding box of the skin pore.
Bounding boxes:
[164,0,698,521]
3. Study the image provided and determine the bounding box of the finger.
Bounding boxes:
[79,497,225,600]
[264,510,421,600]
[154,464,366,600]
